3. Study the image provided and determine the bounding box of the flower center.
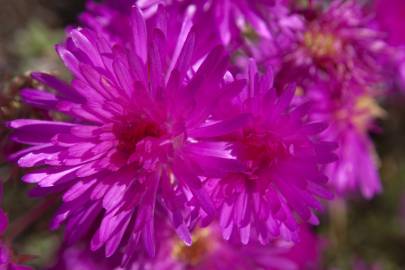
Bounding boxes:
[239,127,289,173]
[303,30,341,58]
[172,229,214,266]
[335,95,385,132]
[114,117,165,155]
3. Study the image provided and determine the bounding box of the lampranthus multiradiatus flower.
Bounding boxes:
[8,5,249,264]
[205,61,337,244]
[50,223,320,270]
[308,82,384,198]
[270,0,390,92]
[135,224,320,270]
[255,0,390,200]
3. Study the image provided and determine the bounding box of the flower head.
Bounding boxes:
[50,224,321,270]
[257,0,390,199]
[273,0,389,92]
[205,61,336,244]
[309,83,384,198]
[9,5,247,264]
[139,224,318,270]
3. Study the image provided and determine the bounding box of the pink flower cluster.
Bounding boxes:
[4,0,405,269]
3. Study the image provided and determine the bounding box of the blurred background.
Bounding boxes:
[0,1,404,269]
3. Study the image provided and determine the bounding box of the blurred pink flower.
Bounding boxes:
[273,0,390,93]
[308,82,383,198]
[49,225,323,270]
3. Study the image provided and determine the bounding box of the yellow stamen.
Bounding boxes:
[352,95,386,131]
[303,30,340,58]
[172,228,214,266]
[335,95,385,132]
[295,86,304,97]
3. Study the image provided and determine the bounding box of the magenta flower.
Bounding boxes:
[325,125,382,199]
[308,82,384,198]
[9,5,248,264]
[253,0,390,200]
[50,224,321,270]
[272,0,389,92]
[135,224,318,270]
[205,61,336,244]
